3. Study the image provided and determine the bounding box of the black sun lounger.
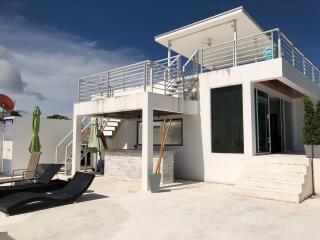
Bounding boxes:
[0,164,68,198]
[0,172,95,215]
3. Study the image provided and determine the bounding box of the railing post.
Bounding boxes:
[150,63,153,92]
[292,46,295,66]
[277,31,282,58]
[182,56,185,99]
[164,69,167,96]
[233,39,237,66]
[312,66,315,83]
[271,31,274,59]
[106,72,109,98]
[144,62,147,92]
[64,145,68,176]
[122,70,125,91]
[254,38,258,62]
[200,49,203,73]
[233,19,237,67]
[303,57,306,75]
[77,79,80,102]
[100,74,103,98]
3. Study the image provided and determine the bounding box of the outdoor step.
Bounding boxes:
[103,130,113,136]
[245,163,308,174]
[107,121,119,127]
[242,174,305,185]
[233,185,301,203]
[104,126,116,131]
[237,178,303,192]
[241,171,306,183]
[249,157,310,166]
[108,118,121,122]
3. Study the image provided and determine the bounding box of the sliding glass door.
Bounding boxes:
[255,90,271,154]
[255,89,294,154]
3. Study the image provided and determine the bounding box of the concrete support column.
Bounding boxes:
[141,93,153,191]
[72,112,82,174]
[243,82,256,156]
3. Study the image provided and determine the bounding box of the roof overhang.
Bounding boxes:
[154,7,264,59]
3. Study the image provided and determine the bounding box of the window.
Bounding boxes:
[211,85,244,153]
[137,119,183,146]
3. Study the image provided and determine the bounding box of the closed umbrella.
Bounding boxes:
[88,118,99,153]
[28,106,41,152]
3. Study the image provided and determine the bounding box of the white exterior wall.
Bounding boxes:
[195,59,319,183]
[5,117,72,174]
[106,120,137,150]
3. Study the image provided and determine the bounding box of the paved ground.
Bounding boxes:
[1,176,320,240]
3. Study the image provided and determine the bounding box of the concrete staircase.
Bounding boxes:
[102,118,121,137]
[166,76,198,99]
[233,155,313,203]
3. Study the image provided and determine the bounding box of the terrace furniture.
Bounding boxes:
[0,172,95,215]
[0,164,68,198]
[0,152,42,185]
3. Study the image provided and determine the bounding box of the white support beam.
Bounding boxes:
[72,112,82,174]
[141,93,153,191]
[243,81,256,156]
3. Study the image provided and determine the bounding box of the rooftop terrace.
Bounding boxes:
[78,28,320,102]
[78,7,320,102]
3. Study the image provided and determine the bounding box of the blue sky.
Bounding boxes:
[0,0,319,116]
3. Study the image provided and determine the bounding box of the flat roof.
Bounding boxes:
[154,7,265,58]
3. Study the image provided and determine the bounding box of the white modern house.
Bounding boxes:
[69,7,320,202]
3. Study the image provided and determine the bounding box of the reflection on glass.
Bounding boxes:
[138,119,183,145]
[211,85,244,153]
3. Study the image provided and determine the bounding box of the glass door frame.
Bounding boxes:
[281,100,294,152]
[255,89,295,155]
[255,89,271,154]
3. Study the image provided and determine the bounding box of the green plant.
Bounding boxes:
[47,114,69,120]
[314,100,320,145]
[11,110,22,117]
[303,97,316,145]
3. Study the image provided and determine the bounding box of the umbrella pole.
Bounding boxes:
[85,146,88,172]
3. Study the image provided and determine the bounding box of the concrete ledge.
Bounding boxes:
[74,92,198,116]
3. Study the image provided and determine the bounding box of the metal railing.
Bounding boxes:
[78,29,320,102]
[200,29,320,85]
[280,32,320,84]
[55,116,92,174]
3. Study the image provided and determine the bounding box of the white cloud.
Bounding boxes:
[0,46,47,101]
[0,16,142,116]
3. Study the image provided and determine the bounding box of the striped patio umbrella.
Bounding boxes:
[28,106,41,152]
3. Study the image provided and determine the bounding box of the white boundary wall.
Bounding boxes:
[1,117,72,175]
